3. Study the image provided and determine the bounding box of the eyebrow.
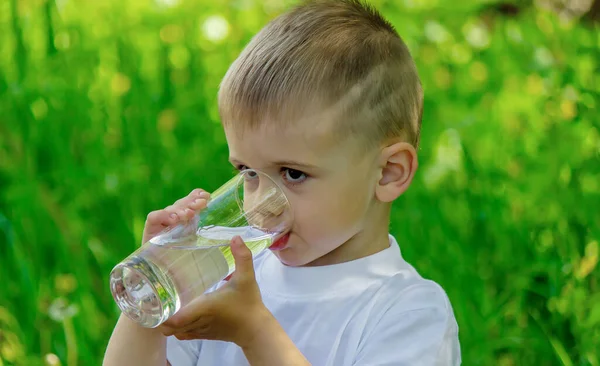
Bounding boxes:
[229,158,318,170]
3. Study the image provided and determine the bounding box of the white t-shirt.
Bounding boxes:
[167,235,461,365]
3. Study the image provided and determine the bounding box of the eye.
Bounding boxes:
[282,168,307,184]
[237,165,259,180]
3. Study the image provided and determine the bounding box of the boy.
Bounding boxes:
[104,0,461,365]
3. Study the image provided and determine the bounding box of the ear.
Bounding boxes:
[375,142,418,203]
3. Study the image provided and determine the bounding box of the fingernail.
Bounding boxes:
[193,198,203,205]
[199,192,210,198]
[170,213,177,220]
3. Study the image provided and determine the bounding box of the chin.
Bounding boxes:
[273,251,301,267]
[272,249,314,267]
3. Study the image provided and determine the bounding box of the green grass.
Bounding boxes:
[0,0,599,365]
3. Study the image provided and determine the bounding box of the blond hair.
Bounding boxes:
[218,0,423,148]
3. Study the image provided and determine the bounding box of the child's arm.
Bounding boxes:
[103,314,167,366]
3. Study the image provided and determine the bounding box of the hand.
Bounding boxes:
[157,235,268,347]
[142,188,210,244]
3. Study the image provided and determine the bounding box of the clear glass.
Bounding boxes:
[109,169,292,328]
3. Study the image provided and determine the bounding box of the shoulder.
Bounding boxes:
[370,272,456,331]
[373,247,458,333]
[377,237,455,317]
[387,276,453,313]
[356,275,461,365]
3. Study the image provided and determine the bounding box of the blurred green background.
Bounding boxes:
[0,0,599,365]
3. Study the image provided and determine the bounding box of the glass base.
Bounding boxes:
[109,256,178,328]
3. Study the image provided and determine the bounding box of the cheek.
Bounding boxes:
[294,183,368,238]
[333,186,369,227]
[330,174,372,215]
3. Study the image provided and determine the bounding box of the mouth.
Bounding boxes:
[269,232,290,251]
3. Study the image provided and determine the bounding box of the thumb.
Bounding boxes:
[230,235,255,278]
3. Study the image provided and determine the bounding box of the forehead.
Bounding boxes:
[225,122,332,162]
[224,111,357,167]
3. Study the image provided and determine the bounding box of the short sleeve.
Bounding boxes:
[166,336,201,366]
[354,285,461,366]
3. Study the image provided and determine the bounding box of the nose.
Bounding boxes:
[244,181,288,229]
[256,186,286,216]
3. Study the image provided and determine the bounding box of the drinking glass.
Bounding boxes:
[109,169,292,328]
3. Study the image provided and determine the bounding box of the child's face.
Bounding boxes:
[224,112,387,267]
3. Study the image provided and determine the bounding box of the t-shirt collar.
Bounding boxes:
[257,234,408,298]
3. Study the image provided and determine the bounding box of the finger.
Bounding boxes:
[161,211,182,227]
[189,188,207,198]
[176,207,195,221]
[172,189,209,209]
[163,206,195,222]
[146,210,174,226]
[159,295,213,336]
[188,197,209,213]
[230,236,255,279]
